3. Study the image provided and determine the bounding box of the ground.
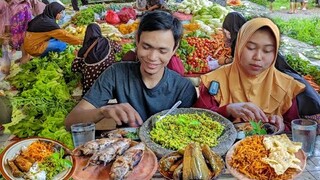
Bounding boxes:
[269,7,320,20]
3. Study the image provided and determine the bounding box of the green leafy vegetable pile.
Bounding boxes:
[286,54,320,85]
[71,4,106,26]
[273,18,320,46]
[4,46,81,149]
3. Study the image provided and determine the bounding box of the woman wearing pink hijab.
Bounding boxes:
[0,0,10,35]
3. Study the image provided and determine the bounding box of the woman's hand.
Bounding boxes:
[266,115,285,133]
[100,103,143,127]
[226,102,268,122]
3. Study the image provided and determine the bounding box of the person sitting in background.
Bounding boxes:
[21,2,82,63]
[65,10,197,130]
[7,0,32,51]
[222,11,320,118]
[194,17,305,132]
[221,12,246,65]
[72,23,122,96]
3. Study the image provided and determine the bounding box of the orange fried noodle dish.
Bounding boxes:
[20,141,55,163]
[230,136,297,180]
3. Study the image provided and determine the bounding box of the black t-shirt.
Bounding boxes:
[84,62,197,121]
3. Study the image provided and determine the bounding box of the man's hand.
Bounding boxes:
[226,102,268,122]
[100,103,143,127]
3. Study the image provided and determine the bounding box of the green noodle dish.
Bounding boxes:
[150,113,225,150]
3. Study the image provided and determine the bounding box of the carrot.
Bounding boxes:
[20,141,54,163]
[230,136,297,180]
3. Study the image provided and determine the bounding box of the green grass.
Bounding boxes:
[273,17,320,46]
[61,0,71,5]
[249,0,316,10]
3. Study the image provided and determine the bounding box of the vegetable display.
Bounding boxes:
[4,46,81,149]
[150,113,225,150]
[184,35,231,73]
[117,20,139,35]
[71,4,106,26]
[286,54,320,91]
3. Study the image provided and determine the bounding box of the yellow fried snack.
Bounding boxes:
[262,134,302,175]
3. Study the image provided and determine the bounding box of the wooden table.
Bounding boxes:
[0,134,319,179]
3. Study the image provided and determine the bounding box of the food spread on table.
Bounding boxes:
[150,113,225,150]
[227,134,305,180]
[6,140,72,179]
[0,0,318,179]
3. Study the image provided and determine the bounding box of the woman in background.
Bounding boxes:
[72,23,122,95]
[21,2,82,63]
[8,0,32,51]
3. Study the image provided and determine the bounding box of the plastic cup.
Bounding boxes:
[71,123,95,148]
[291,119,317,157]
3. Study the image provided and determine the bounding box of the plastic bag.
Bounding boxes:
[105,10,120,25]
[117,7,136,23]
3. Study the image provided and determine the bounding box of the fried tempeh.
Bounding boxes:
[7,160,24,177]
[14,155,33,172]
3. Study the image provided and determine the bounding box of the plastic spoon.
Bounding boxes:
[152,100,182,127]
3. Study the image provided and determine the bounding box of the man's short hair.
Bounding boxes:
[137,10,183,49]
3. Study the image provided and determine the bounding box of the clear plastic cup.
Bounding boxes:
[71,123,95,148]
[291,119,317,157]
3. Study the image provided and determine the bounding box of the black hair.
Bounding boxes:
[137,10,183,49]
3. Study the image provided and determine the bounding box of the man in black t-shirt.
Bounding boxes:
[65,11,197,130]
